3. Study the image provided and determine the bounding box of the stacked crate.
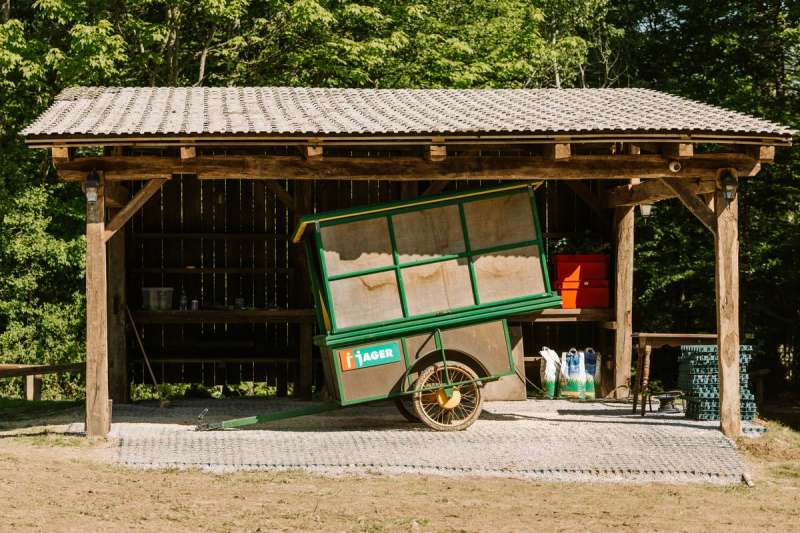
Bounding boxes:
[554,255,610,308]
[678,345,757,421]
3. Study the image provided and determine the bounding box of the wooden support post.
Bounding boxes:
[107,210,128,404]
[24,374,42,401]
[715,182,741,437]
[299,322,313,400]
[613,205,635,399]
[85,174,110,437]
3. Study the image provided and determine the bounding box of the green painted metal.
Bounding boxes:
[458,203,481,306]
[387,215,410,318]
[319,295,561,349]
[196,402,339,431]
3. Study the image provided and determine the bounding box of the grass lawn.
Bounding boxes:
[0,398,82,429]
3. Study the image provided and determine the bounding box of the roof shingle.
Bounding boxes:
[21,86,794,142]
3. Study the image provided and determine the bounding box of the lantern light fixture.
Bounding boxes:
[721,171,738,202]
[85,170,100,204]
[639,203,654,218]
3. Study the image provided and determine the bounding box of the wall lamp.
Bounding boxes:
[639,203,654,217]
[85,170,100,204]
[720,171,738,202]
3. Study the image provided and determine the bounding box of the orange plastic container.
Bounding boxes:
[555,254,609,281]
[557,280,609,309]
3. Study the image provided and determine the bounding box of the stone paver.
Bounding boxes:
[100,399,752,484]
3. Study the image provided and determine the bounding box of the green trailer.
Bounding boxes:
[200,182,561,431]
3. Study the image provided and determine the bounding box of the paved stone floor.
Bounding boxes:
[91,399,754,484]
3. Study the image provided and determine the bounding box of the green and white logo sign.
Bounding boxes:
[339,340,402,372]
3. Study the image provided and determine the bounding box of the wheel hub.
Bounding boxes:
[436,388,461,410]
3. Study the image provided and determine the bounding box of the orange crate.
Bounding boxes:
[555,254,609,281]
[557,280,609,309]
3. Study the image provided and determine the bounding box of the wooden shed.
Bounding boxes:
[21,86,793,438]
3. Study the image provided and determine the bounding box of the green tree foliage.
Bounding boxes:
[611,1,800,387]
[0,0,797,397]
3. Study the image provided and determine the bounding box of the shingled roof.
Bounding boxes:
[21,86,794,145]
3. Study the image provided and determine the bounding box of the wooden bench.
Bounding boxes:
[631,333,717,415]
[0,363,85,401]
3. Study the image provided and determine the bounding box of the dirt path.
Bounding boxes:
[1,427,799,532]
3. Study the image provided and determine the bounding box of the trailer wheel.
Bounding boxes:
[412,361,483,431]
[394,397,419,422]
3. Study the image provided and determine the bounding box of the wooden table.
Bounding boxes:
[631,332,717,415]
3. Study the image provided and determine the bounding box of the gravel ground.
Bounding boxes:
[74,398,755,484]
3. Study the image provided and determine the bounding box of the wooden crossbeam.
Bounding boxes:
[738,144,775,163]
[305,145,323,160]
[51,147,71,161]
[103,182,129,208]
[605,178,716,207]
[426,145,447,162]
[661,178,716,233]
[53,153,761,182]
[566,181,606,217]
[264,181,295,210]
[103,179,167,243]
[661,143,694,159]
[422,181,450,196]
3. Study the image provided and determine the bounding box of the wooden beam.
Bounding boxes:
[426,145,447,162]
[544,143,571,160]
[180,146,196,160]
[661,178,716,233]
[613,204,634,399]
[605,179,716,207]
[103,179,166,243]
[107,211,128,404]
[53,153,761,182]
[715,184,741,438]
[661,143,694,159]
[85,174,109,437]
[422,181,450,196]
[739,144,775,163]
[103,182,129,208]
[305,145,323,160]
[566,181,606,217]
[624,143,641,155]
[52,147,71,161]
[0,362,85,379]
[265,181,295,210]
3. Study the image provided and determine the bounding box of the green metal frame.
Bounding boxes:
[301,182,559,346]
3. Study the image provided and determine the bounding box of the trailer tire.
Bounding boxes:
[412,361,483,431]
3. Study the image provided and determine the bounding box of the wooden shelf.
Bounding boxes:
[132,232,289,240]
[132,308,315,324]
[131,267,294,275]
[134,357,299,364]
[511,307,614,326]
